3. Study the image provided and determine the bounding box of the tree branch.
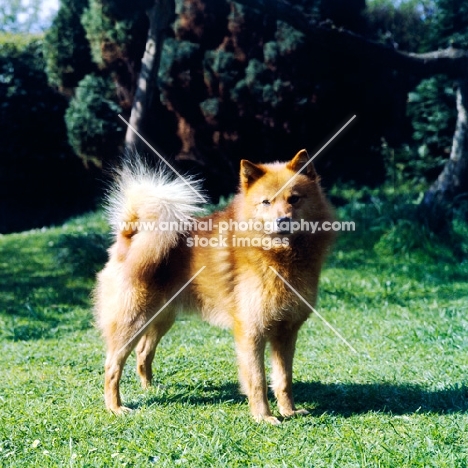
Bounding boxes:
[233,0,468,79]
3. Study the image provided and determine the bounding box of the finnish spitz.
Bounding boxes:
[94,150,334,424]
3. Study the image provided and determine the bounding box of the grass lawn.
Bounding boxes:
[1,197,468,467]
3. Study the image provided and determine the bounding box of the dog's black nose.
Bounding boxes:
[276,217,291,233]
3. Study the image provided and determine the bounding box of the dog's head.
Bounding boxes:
[238,149,327,235]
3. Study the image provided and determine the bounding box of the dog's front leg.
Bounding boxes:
[270,323,309,418]
[234,322,280,425]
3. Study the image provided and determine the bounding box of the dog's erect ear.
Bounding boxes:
[287,149,317,179]
[240,160,266,189]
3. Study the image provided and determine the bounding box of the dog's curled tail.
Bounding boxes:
[105,158,205,277]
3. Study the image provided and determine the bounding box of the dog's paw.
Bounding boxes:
[279,407,310,418]
[140,380,151,390]
[265,415,282,426]
[109,405,132,416]
[255,414,282,425]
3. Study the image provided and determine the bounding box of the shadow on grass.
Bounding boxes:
[135,380,468,416]
[0,232,108,340]
[293,381,468,416]
[0,273,93,340]
[322,258,468,308]
[54,232,109,276]
[326,255,468,285]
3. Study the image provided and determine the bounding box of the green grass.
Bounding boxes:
[1,201,468,467]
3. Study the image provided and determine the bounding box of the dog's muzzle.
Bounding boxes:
[275,217,292,234]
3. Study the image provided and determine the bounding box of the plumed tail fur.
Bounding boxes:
[105,158,205,279]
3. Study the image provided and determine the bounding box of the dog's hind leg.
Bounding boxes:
[104,330,140,415]
[136,312,176,389]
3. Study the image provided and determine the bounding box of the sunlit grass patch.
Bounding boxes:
[1,199,468,466]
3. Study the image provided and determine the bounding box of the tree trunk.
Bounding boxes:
[125,0,175,150]
[419,80,468,223]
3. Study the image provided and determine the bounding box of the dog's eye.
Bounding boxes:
[261,199,271,205]
[288,195,300,205]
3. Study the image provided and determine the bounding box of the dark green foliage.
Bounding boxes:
[0,37,65,163]
[65,73,123,165]
[320,0,366,32]
[333,186,468,262]
[100,0,153,20]
[55,231,110,275]
[80,0,148,94]
[174,0,230,49]
[43,0,467,200]
[43,0,94,89]
[203,49,239,97]
[44,0,418,198]
[81,0,139,67]
[428,0,468,49]
[382,75,458,188]
[365,0,432,52]
[155,0,408,196]
[407,76,457,178]
[391,0,468,188]
[159,38,202,100]
[0,35,98,233]
[364,1,468,190]
[45,0,149,168]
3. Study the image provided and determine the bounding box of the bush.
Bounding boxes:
[0,34,98,233]
[365,0,431,52]
[334,186,468,262]
[43,0,94,90]
[406,76,457,181]
[65,73,124,165]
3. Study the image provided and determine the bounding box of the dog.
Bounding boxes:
[94,149,334,424]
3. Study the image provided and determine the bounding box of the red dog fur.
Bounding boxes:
[94,150,334,424]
